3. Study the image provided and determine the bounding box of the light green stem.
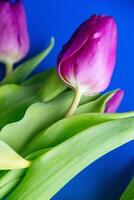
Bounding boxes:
[66,89,82,117]
[5,63,13,81]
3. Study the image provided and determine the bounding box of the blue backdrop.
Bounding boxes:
[6,0,134,199]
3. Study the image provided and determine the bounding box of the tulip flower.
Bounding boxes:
[57,14,117,116]
[104,90,124,113]
[0,0,29,79]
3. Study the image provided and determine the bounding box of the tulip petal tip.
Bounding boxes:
[105,89,124,113]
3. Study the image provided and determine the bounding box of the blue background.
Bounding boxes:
[3,0,134,199]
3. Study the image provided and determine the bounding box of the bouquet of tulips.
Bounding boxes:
[0,1,133,199]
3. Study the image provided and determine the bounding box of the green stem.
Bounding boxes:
[66,89,82,117]
[5,63,13,81]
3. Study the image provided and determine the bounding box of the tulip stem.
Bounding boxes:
[5,63,13,81]
[66,89,82,117]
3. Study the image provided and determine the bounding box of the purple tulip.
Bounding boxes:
[0,0,29,65]
[105,90,124,113]
[57,14,117,96]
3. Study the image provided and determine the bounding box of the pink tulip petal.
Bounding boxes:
[0,0,29,64]
[13,0,30,59]
[105,90,124,113]
[58,15,98,66]
[57,14,117,95]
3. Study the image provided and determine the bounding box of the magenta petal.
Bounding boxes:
[58,15,98,66]
[104,90,124,113]
[0,0,29,64]
[13,0,30,59]
[74,17,117,94]
[57,14,117,95]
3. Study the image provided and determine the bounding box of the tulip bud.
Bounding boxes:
[57,14,117,95]
[0,0,29,75]
[104,90,124,113]
[57,14,117,116]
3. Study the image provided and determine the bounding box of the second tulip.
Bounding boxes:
[0,0,29,79]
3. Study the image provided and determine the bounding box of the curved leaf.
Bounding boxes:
[22,69,53,86]
[0,149,50,198]
[0,90,124,197]
[7,118,134,200]
[0,178,21,199]
[25,112,134,155]
[0,70,67,129]
[1,112,134,198]
[0,140,30,170]
[3,37,55,84]
[0,90,100,153]
[23,68,67,102]
[39,69,67,102]
[0,89,100,197]
[0,84,37,129]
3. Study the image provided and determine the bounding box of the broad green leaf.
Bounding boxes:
[0,178,21,198]
[24,112,134,155]
[120,178,134,200]
[0,84,35,113]
[0,149,50,198]
[0,140,30,170]
[1,112,134,198]
[39,69,67,102]
[0,169,25,199]
[0,91,110,196]
[4,37,55,84]
[22,69,53,86]
[0,90,100,153]
[0,89,119,154]
[0,171,7,179]
[7,118,134,200]
[0,84,37,129]
[0,89,100,193]
[0,70,67,129]
[0,90,121,196]
[23,68,67,102]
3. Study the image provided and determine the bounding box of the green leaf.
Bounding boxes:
[0,69,67,130]
[0,84,35,113]
[0,140,30,170]
[0,89,120,154]
[0,178,21,199]
[0,84,37,129]
[7,118,134,200]
[24,112,134,155]
[0,89,100,197]
[4,37,55,84]
[0,90,122,197]
[23,68,68,102]
[0,149,50,198]
[0,90,100,153]
[39,69,67,102]
[22,69,53,86]
[1,112,134,198]
[120,178,134,200]
[0,169,25,199]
